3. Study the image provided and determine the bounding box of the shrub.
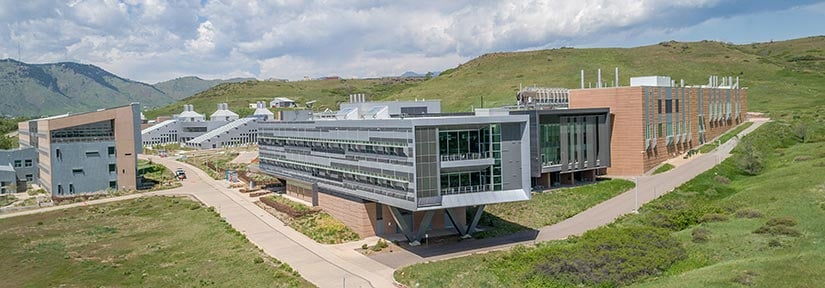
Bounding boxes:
[700,213,729,223]
[534,226,684,286]
[733,270,758,286]
[735,208,763,218]
[692,227,711,243]
[643,200,725,231]
[371,239,389,251]
[793,155,813,162]
[361,243,368,250]
[766,216,797,227]
[768,239,782,248]
[714,175,731,185]
[253,257,264,264]
[754,224,801,237]
[260,196,318,218]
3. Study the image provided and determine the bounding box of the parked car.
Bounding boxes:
[175,168,186,180]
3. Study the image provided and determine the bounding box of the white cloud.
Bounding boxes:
[0,0,820,83]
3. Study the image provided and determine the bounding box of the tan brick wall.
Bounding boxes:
[571,86,748,175]
[316,192,376,237]
[570,87,645,175]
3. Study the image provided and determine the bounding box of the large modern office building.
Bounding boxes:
[258,106,532,244]
[13,103,142,197]
[569,75,748,175]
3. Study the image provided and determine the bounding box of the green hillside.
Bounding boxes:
[388,36,825,116]
[0,59,175,117]
[143,78,422,119]
[153,76,255,100]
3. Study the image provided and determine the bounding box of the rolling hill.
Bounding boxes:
[151,36,825,120]
[387,36,825,115]
[0,59,255,117]
[153,76,255,100]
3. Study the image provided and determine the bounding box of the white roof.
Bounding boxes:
[272,97,294,102]
[210,109,239,118]
[254,107,274,116]
[178,111,205,118]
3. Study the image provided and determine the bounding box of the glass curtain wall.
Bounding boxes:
[539,123,561,166]
[438,128,489,161]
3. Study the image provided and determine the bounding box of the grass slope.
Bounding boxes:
[153,76,255,100]
[144,78,422,119]
[0,196,313,287]
[388,36,825,115]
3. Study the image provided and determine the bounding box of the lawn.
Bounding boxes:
[0,196,313,287]
[475,179,635,238]
[258,195,359,244]
[653,163,675,175]
[396,120,825,287]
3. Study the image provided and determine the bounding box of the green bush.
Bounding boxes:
[692,227,711,243]
[766,216,797,227]
[700,213,729,223]
[735,208,763,218]
[643,200,725,231]
[533,226,684,286]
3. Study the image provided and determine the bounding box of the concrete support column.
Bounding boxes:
[388,207,436,246]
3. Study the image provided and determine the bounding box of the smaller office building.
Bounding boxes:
[0,147,38,193]
[18,103,142,197]
[142,103,271,149]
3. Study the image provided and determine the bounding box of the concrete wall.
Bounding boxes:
[49,141,118,196]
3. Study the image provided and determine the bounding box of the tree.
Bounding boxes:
[736,137,762,175]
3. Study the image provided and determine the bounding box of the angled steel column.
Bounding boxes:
[388,206,416,243]
[445,207,468,236]
[414,210,436,244]
[465,205,485,235]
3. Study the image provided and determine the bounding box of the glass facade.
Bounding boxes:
[438,127,489,161]
[539,123,561,166]
[491,124,502,191]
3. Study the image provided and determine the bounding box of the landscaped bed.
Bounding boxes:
[137,159,181,191]
[257,195,359,244]
[0,196,312,287]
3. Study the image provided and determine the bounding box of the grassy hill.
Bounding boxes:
[153,76,255,100]
[143,78,423,119]
[388,36,825,116]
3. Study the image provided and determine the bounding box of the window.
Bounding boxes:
[69,184,74,194]
[108,146,115,155]
[58,185,63,195]
[658,123,663,137]
[675,99,680,113]
[86,151,100,157]
[109,164,116,173]
[665,99,673,114]
[56,149,62,159]
[658,99,662,114]
[109,181,117,189]
[24,159,32,167]
[13,160,21,167]
[25,174,33,182]
[72,168,84,175]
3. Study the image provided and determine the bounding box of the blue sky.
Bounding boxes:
[1,0,822,83]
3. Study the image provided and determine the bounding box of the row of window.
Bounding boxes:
[13,159,33,167]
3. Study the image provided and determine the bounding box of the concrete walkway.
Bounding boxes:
[145,155,394,288]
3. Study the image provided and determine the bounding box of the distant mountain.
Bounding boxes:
[153,76,254,100]
[0,59,253,117]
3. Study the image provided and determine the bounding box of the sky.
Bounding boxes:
[1,0,823,83]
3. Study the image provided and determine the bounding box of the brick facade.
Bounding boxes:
[570,86,747,175]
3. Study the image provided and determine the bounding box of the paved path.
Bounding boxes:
[229,151,258,164]
[145,155,393,288]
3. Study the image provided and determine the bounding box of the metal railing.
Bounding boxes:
[440,151,490,162]
[441,184,492,195]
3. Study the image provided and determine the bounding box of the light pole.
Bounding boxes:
[632,176,639,214]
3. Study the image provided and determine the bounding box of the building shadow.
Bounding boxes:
[383,211,538,259]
